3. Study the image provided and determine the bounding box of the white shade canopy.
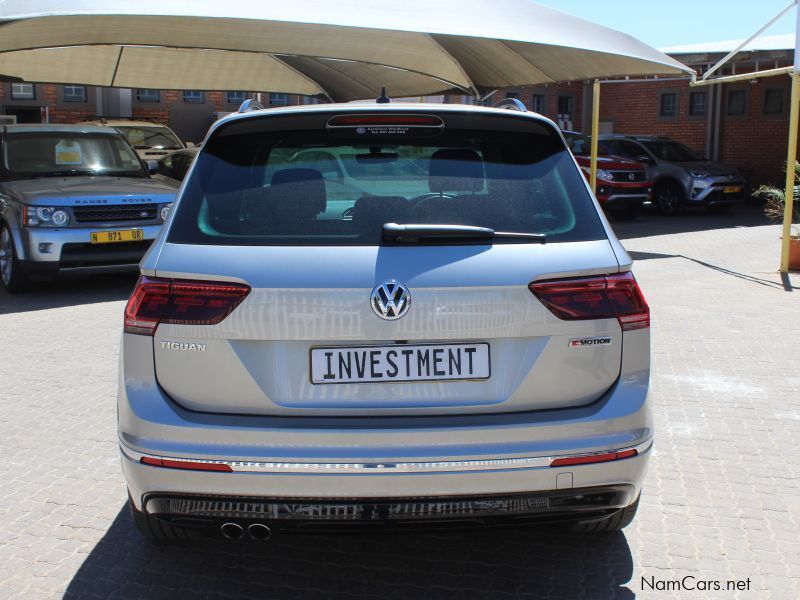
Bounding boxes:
[0,0,694,101]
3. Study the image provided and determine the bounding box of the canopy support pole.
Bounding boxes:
[781,5,800,273]
[590,79,601,193]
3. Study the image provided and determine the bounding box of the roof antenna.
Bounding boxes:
[376,87,391,104]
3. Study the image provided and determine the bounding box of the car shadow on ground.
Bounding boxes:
[610,203,771,240]
[0,273,138,315]
[64,506,635,599]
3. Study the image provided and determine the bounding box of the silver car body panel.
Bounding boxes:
[119,103,651,517]
[120,327,651,509]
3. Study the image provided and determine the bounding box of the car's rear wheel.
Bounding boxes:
[0,225,34,293]
[568,495,640,533]
[654,182,684,215]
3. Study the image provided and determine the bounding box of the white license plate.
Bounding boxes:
[311,343,490,384]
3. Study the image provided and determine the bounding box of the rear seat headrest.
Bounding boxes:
[268,168,327,218]
[429,149,484,193]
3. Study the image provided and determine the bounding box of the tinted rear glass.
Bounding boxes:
[168,114,606,246]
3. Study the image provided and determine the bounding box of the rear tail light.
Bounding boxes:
[124,276,250,335]
[529,271,649,331]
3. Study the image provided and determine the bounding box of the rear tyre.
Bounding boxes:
[568,495,640,534]
[654,182,684,216]
[609,204,641,221]
[0,224,34,293]
[129,498,203,542]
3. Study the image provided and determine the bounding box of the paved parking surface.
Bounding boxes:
[1,205,798,599]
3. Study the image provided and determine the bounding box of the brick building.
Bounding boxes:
[484,33,797,188]
[0,84,309,143]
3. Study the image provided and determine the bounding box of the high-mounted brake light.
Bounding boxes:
[529,272,649,331]
[124,276,250,335]
[327,114,444,127]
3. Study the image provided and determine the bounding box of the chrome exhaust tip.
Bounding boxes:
[247,523,272,541]
[220,522,244,540]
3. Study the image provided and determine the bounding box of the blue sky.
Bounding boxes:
[534,0,797,48]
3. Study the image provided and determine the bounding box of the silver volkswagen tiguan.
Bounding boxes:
[119,101,652,541]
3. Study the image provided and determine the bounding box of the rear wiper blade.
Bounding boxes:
[382,223,546,243]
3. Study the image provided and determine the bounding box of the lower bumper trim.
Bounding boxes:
[142,485,635,529]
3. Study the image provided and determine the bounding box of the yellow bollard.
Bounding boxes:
[590,79,601,194]
[781,72,799,273]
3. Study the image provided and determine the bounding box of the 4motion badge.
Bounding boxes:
[569,336,612,348]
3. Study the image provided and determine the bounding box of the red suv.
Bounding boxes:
[562,131,651,220]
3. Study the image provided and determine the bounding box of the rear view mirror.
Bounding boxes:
[636,155,655,165]
[145,159,159,174]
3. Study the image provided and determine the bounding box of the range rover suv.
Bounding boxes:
[0,124,176,292]
[119,102,652,541]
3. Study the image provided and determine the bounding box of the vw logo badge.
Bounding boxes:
[628,172,636,181]
[370,281,411,320]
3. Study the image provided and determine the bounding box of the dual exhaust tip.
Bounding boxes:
[220,522,271,541]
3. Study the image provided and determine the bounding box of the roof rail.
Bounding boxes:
[492,98,528,112]
[238,99,265,113]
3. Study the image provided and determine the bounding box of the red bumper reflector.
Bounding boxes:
[550,448,637,468]
[140,456,233,472]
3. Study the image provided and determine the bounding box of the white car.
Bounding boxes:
[79,119,185,161]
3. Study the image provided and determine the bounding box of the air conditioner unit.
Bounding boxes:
[0,114,18,124]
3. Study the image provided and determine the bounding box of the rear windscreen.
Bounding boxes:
[168,115,606,246]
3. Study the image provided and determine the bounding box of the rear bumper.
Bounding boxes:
[119,329,653,511]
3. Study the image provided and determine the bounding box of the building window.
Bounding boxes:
[227,91,247,105]
[63,85,87,103]
[137,89,160,103]
[269,93,290,106]
[727,89,747,116]
[689,91,706,117]
[557,95,573,117]
[764,88,784,115]
[531,94,545,113]
[659,92,678,118]
[183,90,204,104]
[11,83,35,100]
[505,91,519,99]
